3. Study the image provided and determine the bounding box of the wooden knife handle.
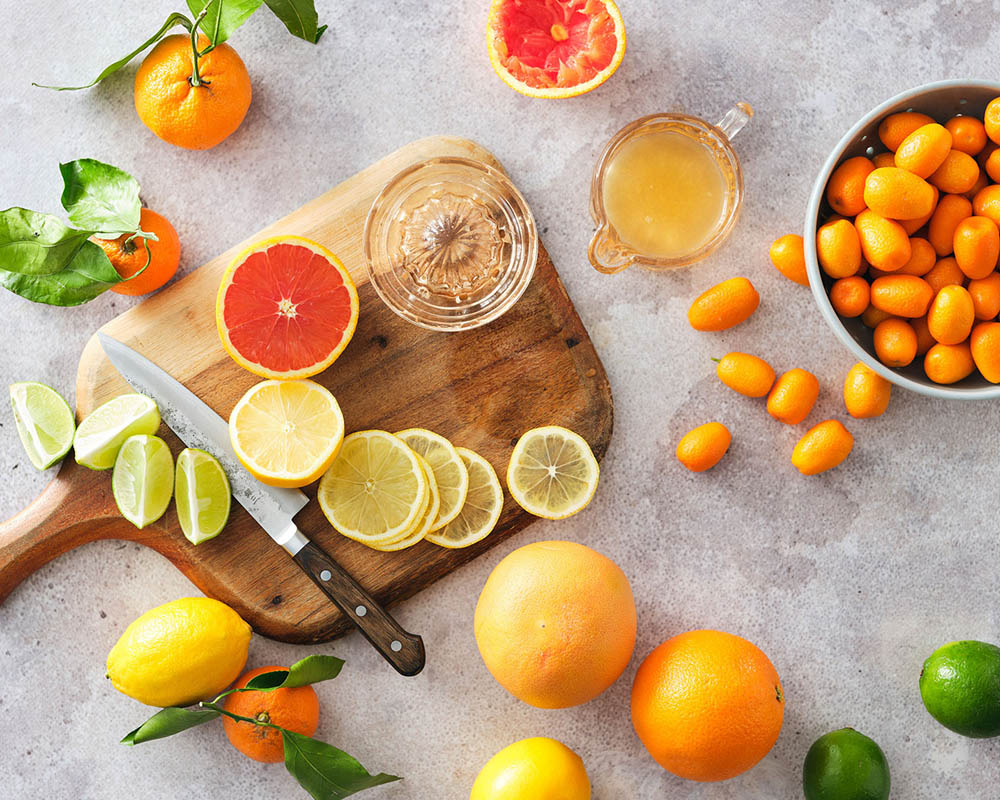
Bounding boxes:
[293,540,425,676]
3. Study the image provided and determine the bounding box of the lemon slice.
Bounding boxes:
[506,426,599,519]
[395,428,469,531]
[426,447,503,548]
[229,379,344,488]
[112,435,174,529]
[9,382,75,470]
[370,454,441,552]
[74,393,160,470]
[175,448,231,545]
[318,430,428,544]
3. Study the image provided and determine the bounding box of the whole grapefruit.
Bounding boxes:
[474,540,636,709]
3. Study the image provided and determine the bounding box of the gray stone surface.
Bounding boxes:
[3,1,1000,797]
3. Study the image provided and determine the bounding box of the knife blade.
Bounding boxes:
[96,332,425,676]
[97,333,310,555]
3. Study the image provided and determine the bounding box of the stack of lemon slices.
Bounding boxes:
[317,428,505,551]
[227,378,602,550]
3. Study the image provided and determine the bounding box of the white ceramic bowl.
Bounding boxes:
[805,79,1000,399]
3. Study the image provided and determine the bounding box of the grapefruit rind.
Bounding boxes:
[487,0,626,99]
[216,235,359,380]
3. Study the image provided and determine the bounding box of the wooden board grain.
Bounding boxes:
[0,137,613,643]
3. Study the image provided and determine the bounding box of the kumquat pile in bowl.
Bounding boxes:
[805,80,1000,399]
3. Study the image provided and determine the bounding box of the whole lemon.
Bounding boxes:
[470,737,590,800]
[106,597,251,707]
[474,540,636,709]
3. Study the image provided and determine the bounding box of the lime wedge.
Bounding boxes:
[112,435,174,529]
[74,393,160,470]
[9,382,75,470]
[175,448,231,545]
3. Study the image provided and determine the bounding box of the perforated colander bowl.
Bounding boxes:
[805,79,1000,399]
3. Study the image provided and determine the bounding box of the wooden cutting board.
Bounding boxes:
[0,137,613,644]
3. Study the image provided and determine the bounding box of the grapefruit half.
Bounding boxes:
[487,0,626,99]
[216,236,359,380]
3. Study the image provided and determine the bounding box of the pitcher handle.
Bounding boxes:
[715,102,754,141]
[588,228,633,274]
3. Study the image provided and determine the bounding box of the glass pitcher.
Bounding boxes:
[588,103,753,274]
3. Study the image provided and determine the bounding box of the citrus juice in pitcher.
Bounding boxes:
[602,130,727,259]
[589,104,752,273]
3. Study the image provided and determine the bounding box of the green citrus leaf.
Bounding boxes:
[0,208,93,275]
[244,655,345,691]
[60,159,141,235]
[263,0,325,43]
[188,0,264,47]
[121,706,221,746]
[0,240,122,306]
[33,13,190,90]
[282,730,401,800]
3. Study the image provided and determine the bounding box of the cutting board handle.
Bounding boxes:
[0,458,121,603]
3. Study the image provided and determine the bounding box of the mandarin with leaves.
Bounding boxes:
[222,665,320,763]
[134,34,252,150]
[94,208,180,295]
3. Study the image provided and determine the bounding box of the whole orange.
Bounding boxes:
[134,34,251,150]
[94,208,180,295]
[474,540,636,709]
[631,629,784,782]
[222,665,320,763]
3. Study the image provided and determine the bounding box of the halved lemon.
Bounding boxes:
[229,379,344,488]
[395,428,469,531]
[370,454,441,552]
[506,426,599,519]
[318,430,428,545]
[426,447,503,548]
[487,0,627,99]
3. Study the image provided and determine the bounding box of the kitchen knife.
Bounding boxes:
[97,332,425,676]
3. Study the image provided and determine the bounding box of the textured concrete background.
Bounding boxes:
[3,1,1000,798]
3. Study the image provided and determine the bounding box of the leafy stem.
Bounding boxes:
[187,8,210,87]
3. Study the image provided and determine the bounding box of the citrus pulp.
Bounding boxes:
[425,447,503,548]
[112,434,174,529]
[216,236,359,380]
[487,0,626,99]
[229,379,344,488]
[9,381,75,470]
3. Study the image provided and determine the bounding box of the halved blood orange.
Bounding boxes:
[216,236,359,379]
[487,0,626,99]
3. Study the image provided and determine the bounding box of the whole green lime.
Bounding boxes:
[920,640,1000,738]
[802,728,890,800]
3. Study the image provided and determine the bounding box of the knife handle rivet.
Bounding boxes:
[355,605,367,617]
[319,569,332,581]
[390,640,402,652]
